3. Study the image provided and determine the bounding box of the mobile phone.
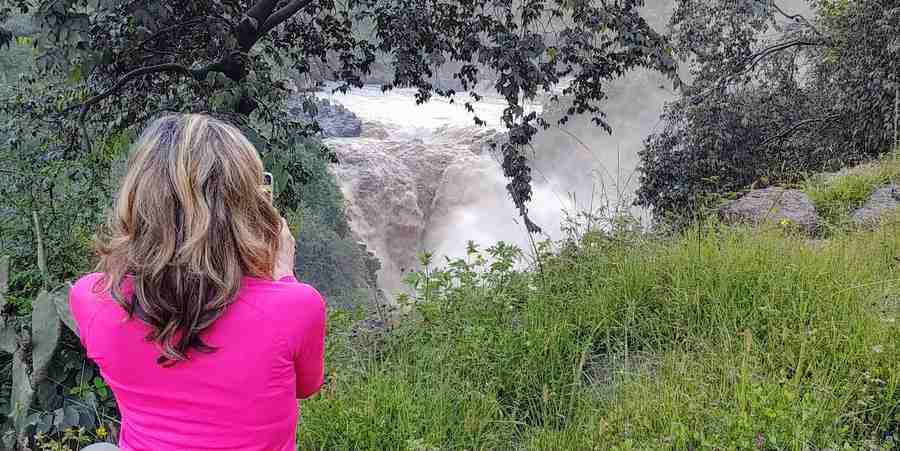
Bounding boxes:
[262,171,274,203]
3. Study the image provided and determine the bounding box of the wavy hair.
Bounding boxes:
[95,114,282,365]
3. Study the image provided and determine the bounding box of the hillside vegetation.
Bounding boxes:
[804,153,900,230]
[301,163,900,450]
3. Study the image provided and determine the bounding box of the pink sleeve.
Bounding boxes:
[292,285,327,399]
[68,273,103,352]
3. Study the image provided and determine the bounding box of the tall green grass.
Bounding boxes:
[300,219,900,450]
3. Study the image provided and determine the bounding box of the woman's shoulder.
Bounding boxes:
[71,272,106,295]
[240,275,326,317]
[68,273,116,347]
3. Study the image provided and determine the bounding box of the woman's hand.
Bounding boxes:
[273,217,297,280]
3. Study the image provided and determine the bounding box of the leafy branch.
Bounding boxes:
[687,38,828,101]
[758,113,843,147]
[61,0,316,119]
[259,0,316,37]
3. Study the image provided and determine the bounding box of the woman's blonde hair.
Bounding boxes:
[95,113,282,365]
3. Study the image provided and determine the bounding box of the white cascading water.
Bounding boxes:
[316,85,538,298]
[311,0,813,302]
[315,75,675,301]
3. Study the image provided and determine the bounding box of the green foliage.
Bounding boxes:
[287,205,378,309]
[0,126,130,293]
[70,377,111,402]
[0,33,34,83]
[0,2,30,49]
[2,0,680,232]
[637,0,899,221]
[34,426,90,451]
[300,219,900,449]
[819,0,854,20]
[0,268,118,449]
[0,45,369,446]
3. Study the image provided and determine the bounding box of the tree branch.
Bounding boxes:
[689,38,827,100]
[57,0,311,151]
[744,39,824,73]
[128,18,210,56]
[260,0,315,36]
[31,211,47,287]
[62,63,197,115]
[759,113,842,146]
[767,1,825,38]
[247,0,282,25]
[79,105,93,154]
[60,58,238,152]
[238,0,314,51]
[61,54,244,117]
[237,0,282,50]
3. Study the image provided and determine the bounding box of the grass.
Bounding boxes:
[803,151,900,227]
[299,215,900,450]
[296,155,900,451]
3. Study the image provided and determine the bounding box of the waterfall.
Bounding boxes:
[314,73,675,300]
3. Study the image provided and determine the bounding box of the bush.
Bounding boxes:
[289,205,380,309]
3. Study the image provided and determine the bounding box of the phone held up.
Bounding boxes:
[262,172,274,204]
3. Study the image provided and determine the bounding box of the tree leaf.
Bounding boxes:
[32,289,61,377]
[67,63,83,83]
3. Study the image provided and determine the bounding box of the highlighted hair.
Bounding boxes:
[95,114,282,365]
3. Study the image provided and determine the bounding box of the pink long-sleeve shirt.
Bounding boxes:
[69,272,326,451]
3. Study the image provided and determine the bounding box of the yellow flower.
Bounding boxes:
[96,425,108,440]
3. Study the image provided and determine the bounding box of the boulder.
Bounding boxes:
[313,100,363,138]
[851,185,900,228]
[287,97,363,138]
[720,187,820,234]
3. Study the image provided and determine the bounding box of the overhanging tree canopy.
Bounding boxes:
[636,0,900,219]
[3,0,678,232]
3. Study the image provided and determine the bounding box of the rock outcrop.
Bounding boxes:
[851,185,900,228]
[329,138,427,296]
[720,187,820,234]
[326,126,506,299]
[287,96,363,138]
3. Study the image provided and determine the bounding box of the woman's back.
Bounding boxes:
[69,113,327,449]
[70,272,326,451]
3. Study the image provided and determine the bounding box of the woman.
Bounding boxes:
[70,114,326,451]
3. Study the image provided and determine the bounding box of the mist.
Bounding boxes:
[321,0,818,298]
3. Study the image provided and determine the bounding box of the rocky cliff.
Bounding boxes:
[327,125,504,297]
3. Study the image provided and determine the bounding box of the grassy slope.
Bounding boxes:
[803,152,900,229]
[300,164,900,450]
